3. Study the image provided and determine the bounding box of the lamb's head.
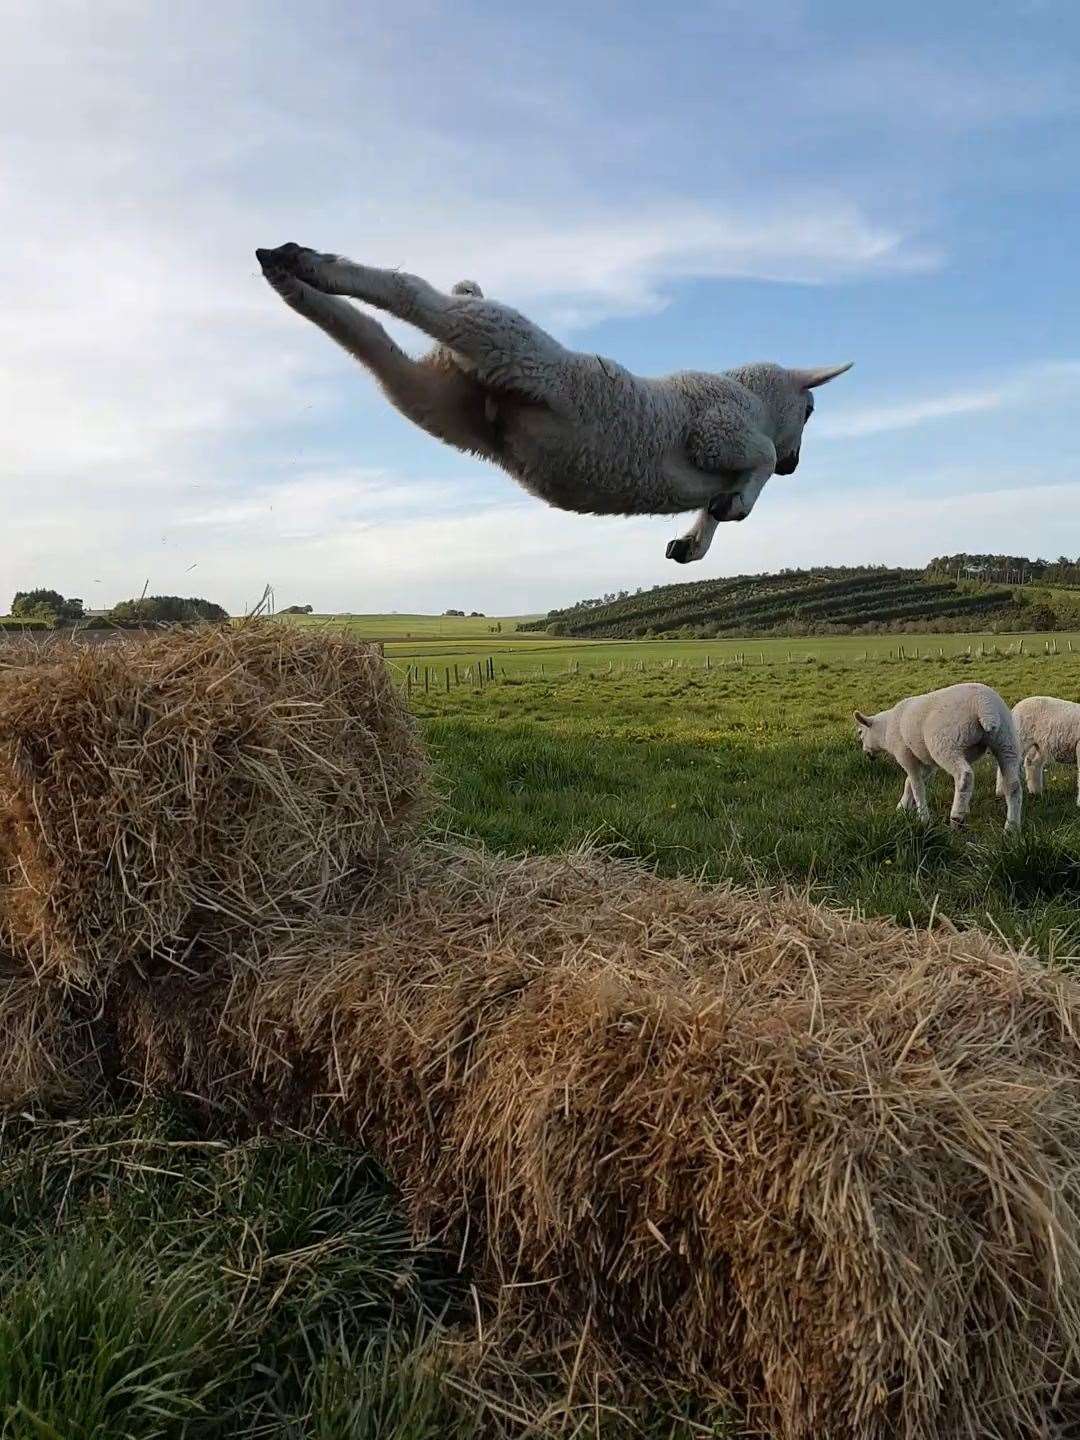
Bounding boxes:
[737,362,853,474]
[853,710,885,757]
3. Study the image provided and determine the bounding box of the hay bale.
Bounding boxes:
[0,623,426,983]
[0,961,102,1111]
[112,845,1080,1439]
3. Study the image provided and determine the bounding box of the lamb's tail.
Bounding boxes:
[982,695,1022,787]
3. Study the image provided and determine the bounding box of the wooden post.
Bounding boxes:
[445,667,450,693]
[454,663,460,686]
[424,666,429,694]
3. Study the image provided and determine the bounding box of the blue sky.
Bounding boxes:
[3,0,1078,614]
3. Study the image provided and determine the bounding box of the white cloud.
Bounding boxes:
[818,362,1080,440]
[0,1,1074,614]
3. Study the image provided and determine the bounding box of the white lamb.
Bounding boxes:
[995,696,1080,804]
[255,242,852,565]
[854,682,1022,833]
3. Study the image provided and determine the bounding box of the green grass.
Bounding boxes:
[0,1104,734,1437]
[291,616,1077,682]
[413,647,1080,956]
[0,1103,474,1439]
[284,612,539,641]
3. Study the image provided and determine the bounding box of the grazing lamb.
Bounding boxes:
[255,242,852,565]
[854,682,1022,833]
[995,695,1080,804]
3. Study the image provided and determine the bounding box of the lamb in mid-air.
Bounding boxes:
[256,243,851,565]
[854,682,1023,833]
[995,695,1080,804]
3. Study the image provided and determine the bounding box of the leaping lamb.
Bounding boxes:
[854,682,1023,834]
[256,243,851,565]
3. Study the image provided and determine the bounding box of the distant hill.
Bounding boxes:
[523,567,1073,640]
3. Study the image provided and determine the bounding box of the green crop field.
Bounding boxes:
[521,565,1066,638]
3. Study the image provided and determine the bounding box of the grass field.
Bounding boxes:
[407,642,1080,957]
[7,618,1080,1437]
[285,611,540,641]
[289,611,1079,677]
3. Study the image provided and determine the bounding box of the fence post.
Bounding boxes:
[424,666,429,694]
[445,667,450,693]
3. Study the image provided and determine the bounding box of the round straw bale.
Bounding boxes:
[0,623,427,984]
[118,845,1080,1439]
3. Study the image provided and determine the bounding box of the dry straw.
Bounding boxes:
[0,960,102,1110]
[0,623,427,984]
[115,842,1080,1440]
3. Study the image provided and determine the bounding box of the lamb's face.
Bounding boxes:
[771,363,854,475]
[773,382,815,475]
[854,710,884,756]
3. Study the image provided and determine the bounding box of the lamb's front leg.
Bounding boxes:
[946,760,976,829]
[899,758,930,822]
[665,466,772,564]
[666,509,719,564]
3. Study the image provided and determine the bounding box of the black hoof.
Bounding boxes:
[666,538,693,563]
[255,242,309,274]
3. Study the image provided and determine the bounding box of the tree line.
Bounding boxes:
[9,589,228,625]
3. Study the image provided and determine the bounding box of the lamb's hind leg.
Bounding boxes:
[259,244,570,403]
[257,261,497,459]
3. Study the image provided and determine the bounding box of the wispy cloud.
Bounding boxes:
[818,362,1080,440]
[2,0,1077,611]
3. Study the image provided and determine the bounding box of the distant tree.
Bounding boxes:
[443,608,465,617]
[469,611,485,618]
[279,604,314,615]
[11,588,84,621]
[108,595,228,624]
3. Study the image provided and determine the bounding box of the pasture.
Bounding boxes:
[6,620,1080,1438]
[408,641,1080,955]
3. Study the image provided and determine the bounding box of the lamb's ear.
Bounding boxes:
[791,362,853,390]
[854,710,871,728]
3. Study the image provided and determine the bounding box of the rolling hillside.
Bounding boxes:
[522,567,1048,639]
